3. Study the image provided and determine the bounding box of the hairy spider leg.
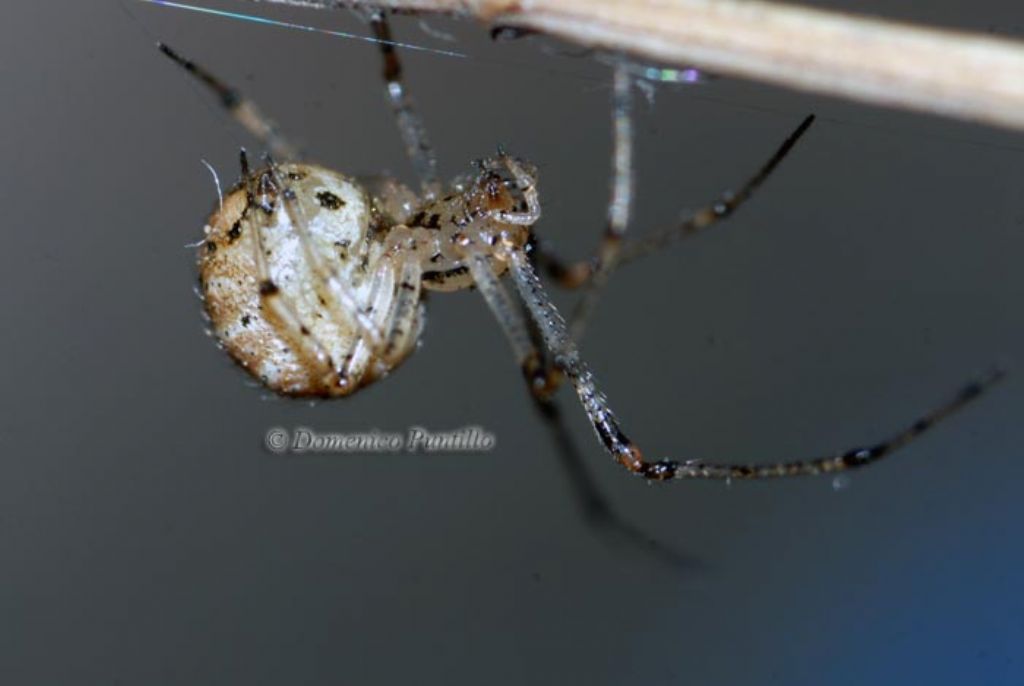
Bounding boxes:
[158,42,299,161]
[465,250,535,370]
[466,244,689,563]
[503,245,1002,482]
[380,256,425,360]
[476,155,561,398]
[568,61,635,341]
[536,112,816,285]
[618,114,817,265]
[329,250,422,386]
[370,13,440,200]
[510,63,813,393]
[529,109,815,396]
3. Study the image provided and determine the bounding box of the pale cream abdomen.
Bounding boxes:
[197,163,421,397]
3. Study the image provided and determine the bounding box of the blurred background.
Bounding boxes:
[1,1,1021,683]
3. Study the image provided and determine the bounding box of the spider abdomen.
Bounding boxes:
[198,163,422,397]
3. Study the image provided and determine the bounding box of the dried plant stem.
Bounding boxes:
[244,0,1024,131]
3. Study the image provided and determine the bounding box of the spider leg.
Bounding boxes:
[532,399,700,570]
[335,258,399,387]
[158,43,299,161]
[504,245,1003,482]
[323,258,391,387]
[617,113,816,266]
[238,151,340,391]
[466,248,695,566]
[332,244,425,383]
[465,251,559,399]
[370,13,440,200]
[526,112,816,403]
[560,61,635,341]
[531,62,633,293]
[380,257,425,362]
[358,239,424,357]
[534,113,816,286]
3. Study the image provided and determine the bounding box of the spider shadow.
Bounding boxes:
[532,398,705,574]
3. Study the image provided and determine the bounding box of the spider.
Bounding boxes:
[160,11,1001,482]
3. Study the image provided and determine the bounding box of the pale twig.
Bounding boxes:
[238,0,1024,131]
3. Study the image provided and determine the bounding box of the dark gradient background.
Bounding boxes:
[2,1,1022,683]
